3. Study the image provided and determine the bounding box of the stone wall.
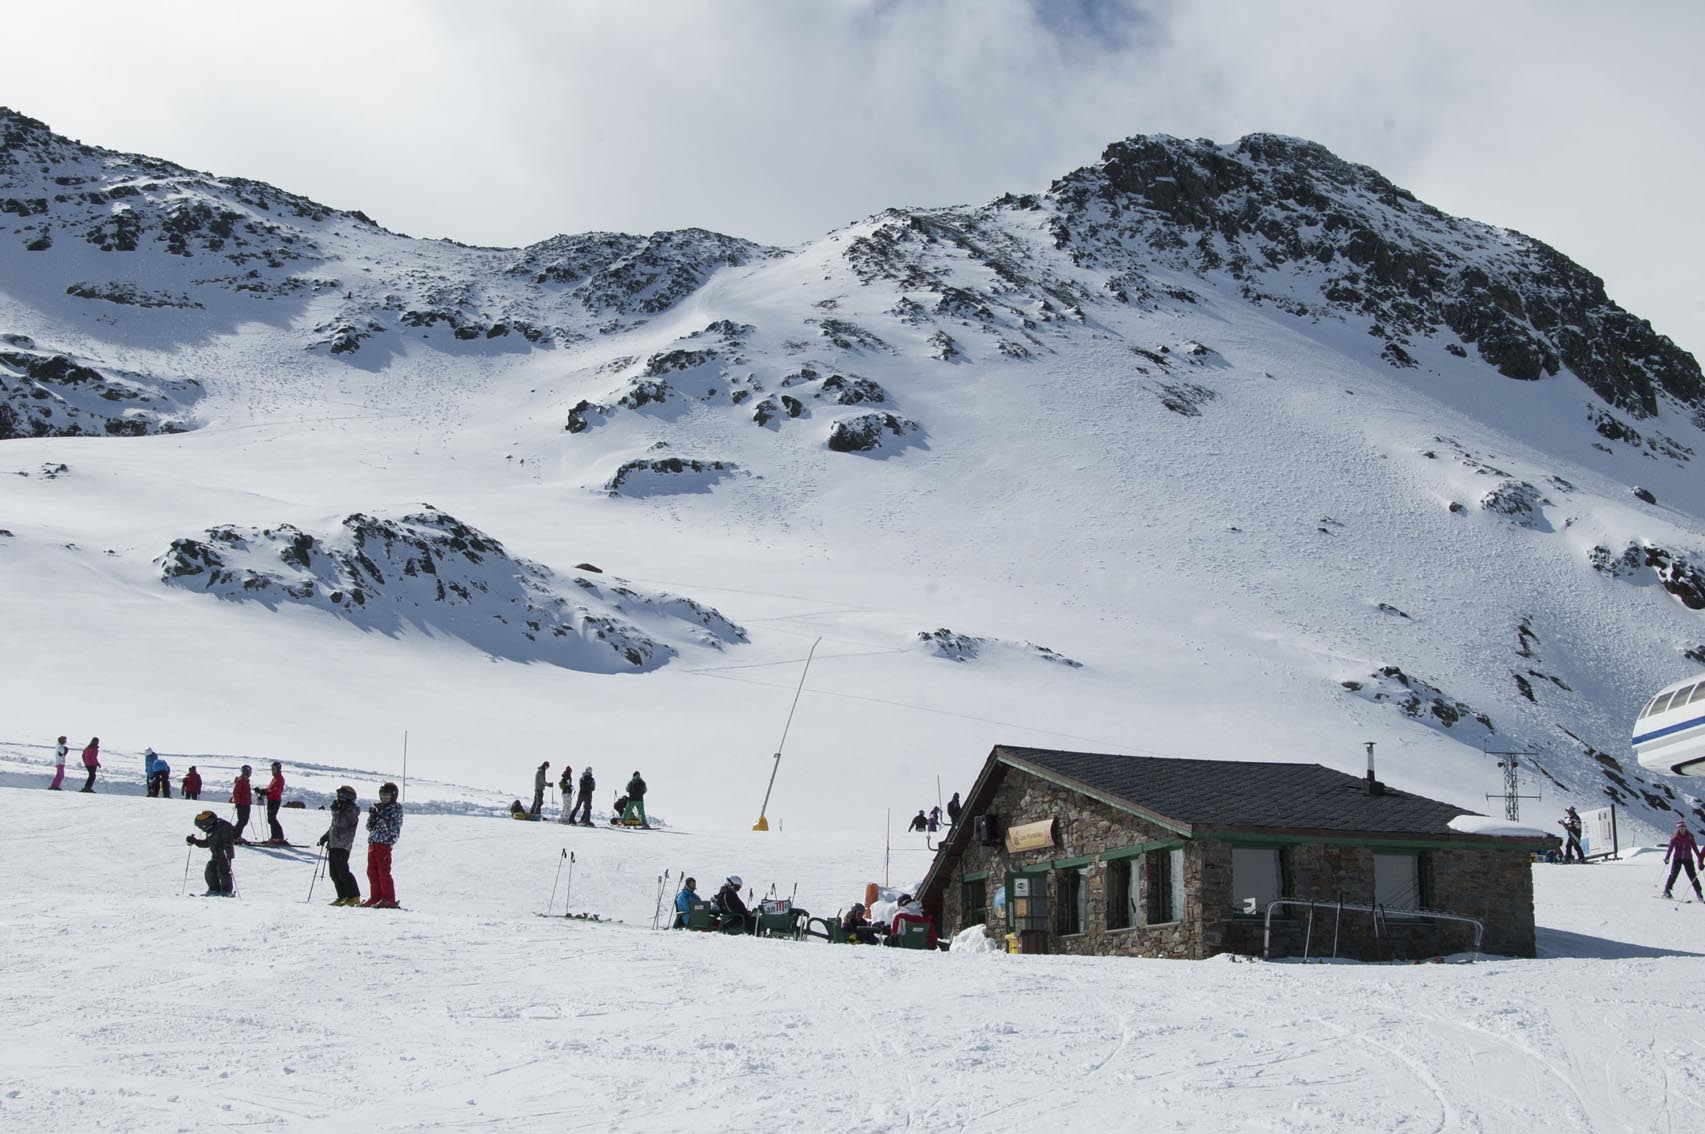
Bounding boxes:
[939,767,1206,958]
[935,763,1541,961]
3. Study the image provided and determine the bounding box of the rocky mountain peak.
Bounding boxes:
[1044,132,1704,422]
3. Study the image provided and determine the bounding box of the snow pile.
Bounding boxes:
[1447,814,1553,839]
[156,506,747,672]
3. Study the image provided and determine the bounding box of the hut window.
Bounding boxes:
[1374,853,1424,912]
[962,878,986,926]
[1230,847,1283,915]
[1106,859,1139,930]
[1057,867,1088,935]
[1145,848,1183,924]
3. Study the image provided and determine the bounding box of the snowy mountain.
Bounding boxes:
[3,106,1703,835]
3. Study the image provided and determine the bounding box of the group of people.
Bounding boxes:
[187,780,404,906]
[906,792,962,834]
[668,876,937,946]
[522,762,601,826]
[43,737,211,811]
[517,764,650,828]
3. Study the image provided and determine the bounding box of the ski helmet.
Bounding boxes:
[337,785,356,800]
[240,764,252,774]
[379,781,399,798]
[194,810,216,830]
[726,875,742,889]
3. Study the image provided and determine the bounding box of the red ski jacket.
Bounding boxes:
[182,770,201,795]
[231,777,252,805]
[264,772,284,802]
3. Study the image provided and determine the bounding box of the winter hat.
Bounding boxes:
[379,781,399,798]
[271,761,282,770]
[632,770,641,777]
[726,875,742,888]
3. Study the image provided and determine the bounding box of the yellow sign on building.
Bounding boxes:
[1004,818,1056,853]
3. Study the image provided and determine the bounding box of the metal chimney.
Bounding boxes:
[1364,741,1384,795]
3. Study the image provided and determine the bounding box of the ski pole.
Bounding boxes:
[307,843,324,903]
[544,848,567,916]
[179,845,193,896]
[562,851,575,917]
[651,869,668,930]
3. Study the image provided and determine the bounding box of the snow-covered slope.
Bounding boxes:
[0,785,1700,1132]
[3,107,1704,837]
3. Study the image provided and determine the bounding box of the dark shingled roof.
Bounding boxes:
[996,745,1494,837]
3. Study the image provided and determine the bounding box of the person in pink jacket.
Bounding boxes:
[1662,821,1703,900]
[79,737,100,792]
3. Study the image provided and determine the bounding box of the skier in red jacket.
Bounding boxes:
[261,761,287,845]
[1662,821,1703,900]
[182,766,201,800]
[230,765,254,844]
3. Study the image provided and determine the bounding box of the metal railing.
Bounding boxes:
[1261,898,1485,962]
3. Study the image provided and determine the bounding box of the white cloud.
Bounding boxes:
[4,0,1701,356]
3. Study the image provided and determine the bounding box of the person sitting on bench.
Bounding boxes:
[888,893,937,948]
[840,902,881,944]
[714,875,755,934]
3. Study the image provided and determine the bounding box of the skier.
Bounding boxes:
[363,781,403,908]
[1559,806,1584,863]
[571,766,595,826]
[186,809,237,896]
[907,809,928,832]
[531,761,550,819]
[556,765,574,823]
[153,754,172,799]
[673,876,700,928]
[840,902,880,944]
[1662,820,1704,900]
[144,748,161,797]
[261,760,287,845]
[182,766,201,801]
[48,735,67,790]
[231,765,254,844]
[509,800,539,821]
[316,785,362,906]
[946,791,962,827]
[620,771,649,828]
[79,737,100,792]
[927,805,942,833]
[713,875,754,934]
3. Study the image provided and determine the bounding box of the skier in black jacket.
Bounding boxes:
[557,765,574,824]
[946,792,962,827]
[316,786,362,906]
[620,771,650,828]
[571,766,595,826]
[186,810,237,896]
[714,875,754,934]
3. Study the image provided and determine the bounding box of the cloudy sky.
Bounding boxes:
[8,0,1703,357]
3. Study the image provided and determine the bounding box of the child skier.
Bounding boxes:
[48,736,67,790]
[182,766,201,800]
[316,785,362,906]
[363,781,403,909]
[186,810,237,896]
[557,765,574,823]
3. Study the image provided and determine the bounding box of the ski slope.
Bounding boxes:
[0,783,1701,1133]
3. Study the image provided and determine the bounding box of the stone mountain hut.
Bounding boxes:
[917,745,1557,960]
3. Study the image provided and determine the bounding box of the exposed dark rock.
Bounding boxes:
[826,412,920,453]
[1632,486,1657,505]
[916,628,1082,667]
[604,457,738,496]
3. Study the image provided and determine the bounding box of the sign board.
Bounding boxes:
[1580,805,1618,860]
[1005,819,1056,854]
[1012,877,1031,898]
